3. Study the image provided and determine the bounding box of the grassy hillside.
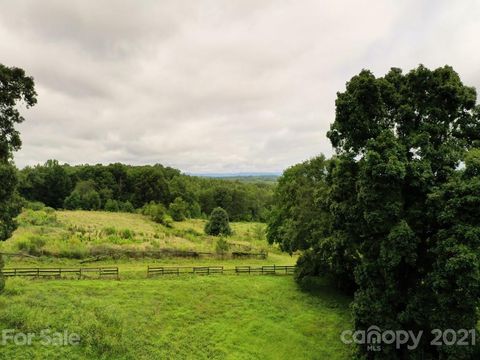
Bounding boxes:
[0,209,353,359]
[0,210,291,266]
[0,276,352,359]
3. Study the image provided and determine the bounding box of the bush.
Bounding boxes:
[205,207,232,236]
[120,201,134,213]
[24,201,45,211]
[189,201,202,218]
[252,224,265,240]
[215,237,230,257]
[168,197,189,221]
[102,227,117,236]
[119,229,134,240]
[17,209,57,226]
[141,202,167,224]
[104,199,120,212]
[16,235,46,255]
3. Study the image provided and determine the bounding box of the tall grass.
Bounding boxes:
[1,210,283,261]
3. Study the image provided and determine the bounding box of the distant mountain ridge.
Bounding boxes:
[189,172,281,178]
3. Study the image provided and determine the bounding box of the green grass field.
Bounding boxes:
[0,277,352,360]
[0,210,286,263]
[0,210,353,359]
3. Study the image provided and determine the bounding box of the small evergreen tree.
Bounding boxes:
[205,207,232,236]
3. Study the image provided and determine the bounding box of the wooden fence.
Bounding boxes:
[234,265,295,275]
[147,265,295,277]
[0,265,295,280]
[0,267,119,279]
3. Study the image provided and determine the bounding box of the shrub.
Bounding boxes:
[16,235,46,255]
[252,224,265,240]
[104,199,120,212]
[215,237,230,257]
[24,201,45,211]
[189,201,202,218]
[205,207,232,236]
[168,197,189,221]
[17,209,57,226]
[120,201,134,213]
[141,202,167,224]
[119,229,134,240]
[102,227,117,236]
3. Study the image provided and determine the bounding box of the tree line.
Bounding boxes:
[16,161,274,222]
[268,65,480,358]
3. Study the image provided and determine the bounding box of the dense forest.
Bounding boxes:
[16,161,274,222]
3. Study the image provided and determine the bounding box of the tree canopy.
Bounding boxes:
[0,64,36,242]
[17,162,274,222]
[0,64,37,292]
[268,65,480,358]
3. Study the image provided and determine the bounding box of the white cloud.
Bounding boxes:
[0,0,479,172]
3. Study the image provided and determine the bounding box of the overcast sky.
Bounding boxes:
[1,0,479,173]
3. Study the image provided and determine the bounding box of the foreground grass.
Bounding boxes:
[0,276,352,360]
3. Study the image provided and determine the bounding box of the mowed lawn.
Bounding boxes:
[0,276,353,360]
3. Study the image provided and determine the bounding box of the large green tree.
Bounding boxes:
[0,64,36,291]
[267,155,330,253]
[326,66,480,358]
[18,159,72,208]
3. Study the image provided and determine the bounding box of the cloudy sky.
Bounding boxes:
[1,0,479,173]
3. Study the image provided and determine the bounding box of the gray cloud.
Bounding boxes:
[1,0,479,172]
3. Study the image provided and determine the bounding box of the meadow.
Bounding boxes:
[0,209,287,266]
[0,210,353,359]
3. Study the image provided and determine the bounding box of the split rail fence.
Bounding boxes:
[0,265,295,280]
[147,265,295,277]
[0,267,119,279]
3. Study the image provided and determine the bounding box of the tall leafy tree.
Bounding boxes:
[0,64,36,291]
[64,180,101,210]
[18,159,72,208]
[325,66,480,358]
[267,155,330,253]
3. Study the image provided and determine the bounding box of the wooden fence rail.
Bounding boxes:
[0,265,294,280]
[147,265,295,277]
[0,267,119,279]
